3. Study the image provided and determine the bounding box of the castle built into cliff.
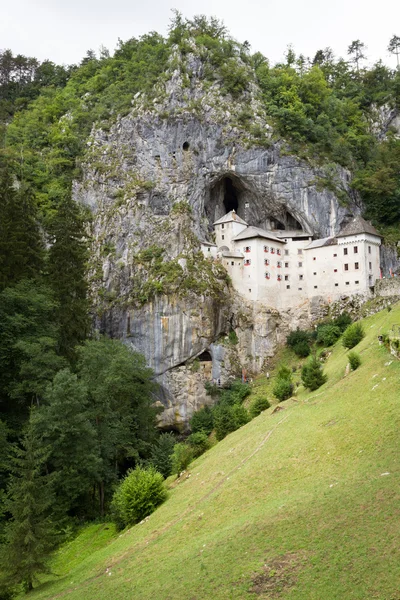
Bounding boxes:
[201,211,382,309]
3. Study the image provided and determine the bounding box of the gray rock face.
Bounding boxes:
[73,50,389,429]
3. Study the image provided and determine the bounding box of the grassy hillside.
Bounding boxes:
[28,305,400,600]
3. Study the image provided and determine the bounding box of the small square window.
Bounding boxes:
[345,281,350,285]
[344,248,348,255]
[344,264,349,271]
[333,253,337,257]
[298,287,302,290]
[286,285,290,289]
[208,247,210,252]
[231,261,234,266]
[313,272,317,275]
[298,261,303,267]
[285,262,289,268]
[334,269,338,273]
[248,289,251,293]
[355,280,359,284]
[298,249,303,255]
[313,257,316,261]
[221,224,224,229]
[285,249,289,255]
[354,246,358,254]
[285,275,289,281]
[335,283,339,287]
[355,262,359,270]
[299,274,303,281]
[314,285,318,289]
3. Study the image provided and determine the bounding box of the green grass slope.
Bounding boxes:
[29,306,400,600]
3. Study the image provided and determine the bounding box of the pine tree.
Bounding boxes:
[0,168,43,291]
[301,356,327,391]
[47,194,89,360]
[1,424,56,592]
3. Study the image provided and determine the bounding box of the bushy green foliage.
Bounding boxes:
[228,330,239,345]
[342,322,365,349]
[334,312,352,332]
[111,466,167,530]
[187,431,210,457]
[171,443,194,475]
[348,351,361,371]
[213,403,249,441]
[301,357,327,391]
[316,323,342,346]
[249,396,270,418]
[150,433,176,479]
[228,380,251,401]
[273,378,294,402]
[190,405,214,435]
[287,328,311,349]
[293,340,311,357]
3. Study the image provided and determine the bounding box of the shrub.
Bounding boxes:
[342,322,365,349]
[190,406,214,435]
[228,330,238,345]
[204,381,221,398]
[111,466,167,529]
[316,323,341,347]
[228,380,251,401]
[213,403,249,441]
[301,357,327,391]
[171,443,194,475]
[334,312,352,332]
[348,351,361,371]
[150,433,176,479]
[293,340,310,357]
[187,431,210,457]
[286,328,311,349]
[273,378,294,401]
[249,396,270,418]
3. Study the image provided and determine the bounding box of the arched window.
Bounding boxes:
[182,141,190,151]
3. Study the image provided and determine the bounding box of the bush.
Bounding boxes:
[213,403,249,441]
[334,312,352,332]
[293,340,310,357]
[171,443,194,475]
[249,396,270,418]
[228,330,238,345]
[301,357,327,391]
[342,322,365,349]
[287,328,311,349]
[190,405,214,435]
[187,431,210,457]
[316,323,341,347]
[228,380,251,401]
[273,378,294,401]
[111,466,167,529]
[150,433,176,479]
[348,351,361,371]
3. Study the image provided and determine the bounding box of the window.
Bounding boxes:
[264,258,270,266]
[345,281,350,285]
[314,286,318,289]
[354,246,358,254]
[221,224,224,229]
[222,235,225,240]
[277,261,282,268]
[264,245,269,252]
[344,248,348,255]
[226,262,229,265]
[355,262,359,270]
[265,272,270,279]
[285,275,289,281]
[313,257,316,261]
[355,280,359,284]
[298,287,302,290]
[248,289,251,293]
[231,261,234,266]
[286,285,290,289]
[333,253,337,257]
[299,274,304,281]
[344,264,349,271]
[313,272,317,275]
[208,248,210,252]
[368,246,371,254]
[298,261,303,267]
[285,262,289,268]
[335,283,339,287]
[369,262,372,270]
[284,249,289,255]
[298,249,303,255]
[334,269,338,273]
[271,247,275,254]
[277,274,282,281]
[277,248,281,255]
[244,246,251,253]
[244,259,251,266]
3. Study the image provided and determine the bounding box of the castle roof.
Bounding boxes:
[337,216,381,238]
[305,236,337,250]
[232,226,283,243]
[213,210,248,226]
[221,250,244,259]
[274,230,312,240]
[200,240,217,247]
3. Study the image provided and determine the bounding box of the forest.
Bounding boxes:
[0,13,399,595]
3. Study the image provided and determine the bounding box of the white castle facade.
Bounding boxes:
[201,211,382,310]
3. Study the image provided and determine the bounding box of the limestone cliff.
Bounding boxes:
[74,43,368,430]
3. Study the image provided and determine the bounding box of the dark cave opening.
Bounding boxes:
[198,350,212,362]
[223,177,239,214]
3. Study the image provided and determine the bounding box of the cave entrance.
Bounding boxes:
[198,350,212,362]
[223,177,239,213]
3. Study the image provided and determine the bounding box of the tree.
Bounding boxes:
[301,357,327,391]
[388,35,400,68]
[347,40,367,72]
[150,433,176,479]
[0,424,56,592]
[47,194,89,360]
[31,369,100,517]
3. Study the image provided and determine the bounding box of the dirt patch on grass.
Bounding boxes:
[249,551,308,598]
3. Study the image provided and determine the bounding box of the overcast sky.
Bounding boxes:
[1,0,399,68]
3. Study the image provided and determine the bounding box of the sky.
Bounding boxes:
[1,0,399,69]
